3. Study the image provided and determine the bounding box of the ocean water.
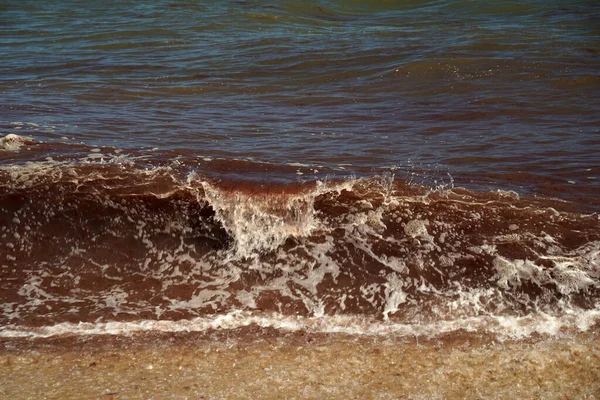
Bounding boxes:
[0,1,599,340]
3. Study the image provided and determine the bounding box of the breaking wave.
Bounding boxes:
[1,142,599,339]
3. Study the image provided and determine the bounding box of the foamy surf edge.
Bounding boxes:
[2,310,599,341]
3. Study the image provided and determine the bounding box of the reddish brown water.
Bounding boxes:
[1,0,599,350]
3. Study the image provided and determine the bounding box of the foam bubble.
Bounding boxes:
[403,219,432,241]
[0,134,27,151]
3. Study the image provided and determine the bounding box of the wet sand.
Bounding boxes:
[1,328,599,399]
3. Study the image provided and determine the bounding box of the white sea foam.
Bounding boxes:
[492,243,600,294]
[403,219,433,242]
[195,178,357,259]
[382,273,408,320]
[1,308,599,341]
[0,133,27,151]
[199,183,317,259]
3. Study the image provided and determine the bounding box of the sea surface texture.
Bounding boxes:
[0,1,599,340]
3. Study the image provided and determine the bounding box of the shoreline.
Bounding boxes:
[2,327,599,399]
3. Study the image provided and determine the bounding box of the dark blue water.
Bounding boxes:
[2,1,599,202]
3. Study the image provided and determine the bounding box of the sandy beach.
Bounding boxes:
[1,328,599,399]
